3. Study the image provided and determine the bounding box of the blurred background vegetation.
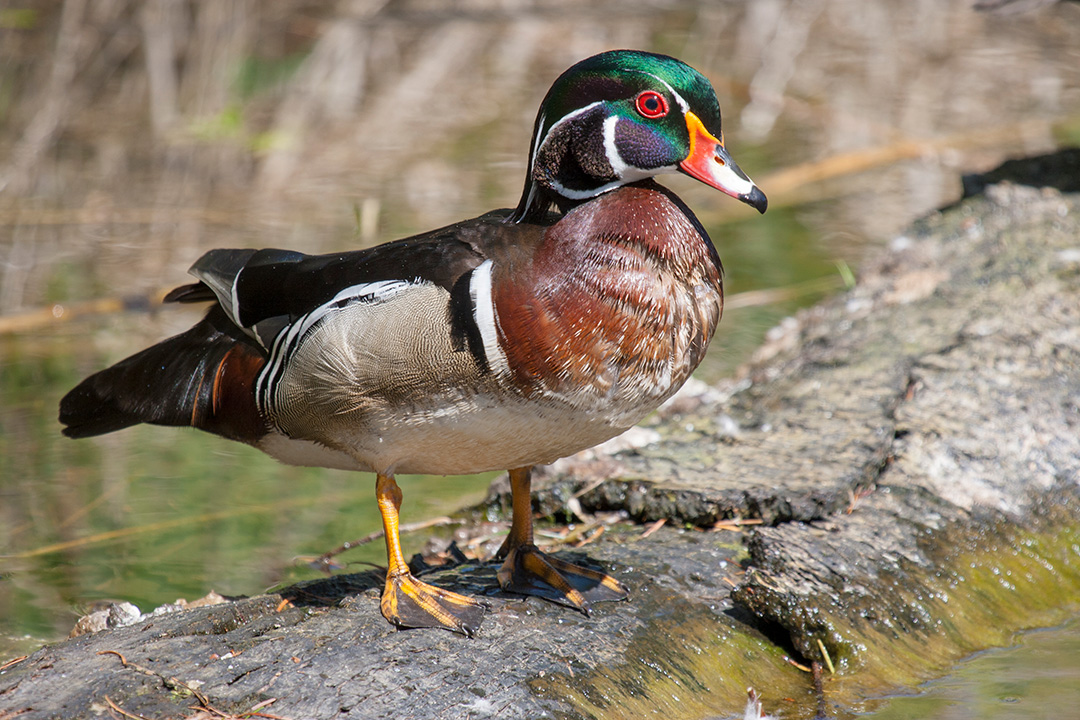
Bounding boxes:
[1,0,1078,666]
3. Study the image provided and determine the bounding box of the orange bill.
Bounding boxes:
[680,111,767,214]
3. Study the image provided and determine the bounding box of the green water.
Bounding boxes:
[0,206,831,656]
[3,2,1080,718]
[862,617,1080,720]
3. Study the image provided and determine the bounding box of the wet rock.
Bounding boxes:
[68,602,142,638]
[3,167,1080,719]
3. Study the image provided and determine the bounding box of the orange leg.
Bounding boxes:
[496,466,629,613]
[376,473,486,636]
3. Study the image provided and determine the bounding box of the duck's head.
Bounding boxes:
[512,50,767,223]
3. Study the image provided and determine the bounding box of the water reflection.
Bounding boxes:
[1,0,1079,688]
[861,617,1080,720]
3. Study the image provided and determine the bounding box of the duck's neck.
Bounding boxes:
[495,182,724,406]
[510,104,623,224]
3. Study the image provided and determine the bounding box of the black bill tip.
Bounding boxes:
[740,186,768,214]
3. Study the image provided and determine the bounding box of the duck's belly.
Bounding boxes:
[258,388,647,475]
[256,282,665,476]
[256,229,721,477]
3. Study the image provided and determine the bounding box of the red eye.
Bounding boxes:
[635,91,669,119]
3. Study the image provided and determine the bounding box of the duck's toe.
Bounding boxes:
[497,543,629,613]
[381,572,488,636]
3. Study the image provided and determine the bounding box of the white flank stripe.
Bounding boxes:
[292,280,409,344]
[469,260,509,376]
[255,279,412,414]
[229,274,243,328]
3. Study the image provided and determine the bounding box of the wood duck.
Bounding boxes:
[59,49,767,636]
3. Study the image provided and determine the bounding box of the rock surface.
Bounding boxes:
[2,165,1080,719]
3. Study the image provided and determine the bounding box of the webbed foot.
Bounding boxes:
[381,571,488,636]
[497,543,628,614]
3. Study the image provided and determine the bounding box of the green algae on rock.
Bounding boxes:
[3,173,1080,720]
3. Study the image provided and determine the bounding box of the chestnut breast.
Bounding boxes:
[493,183,723,416]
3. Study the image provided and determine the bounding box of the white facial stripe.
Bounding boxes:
[670,89,690,113]
[550,178,623,200]
[603,115,629,176]
[529,110,546,171]
[548,172,677,200]
[469,260,510,376]
[529,75,690,204]
[529,100,608,204]
[641,72,690,113]
[536,72,690,178]
[602,114,675,184]
[535,100,603,159]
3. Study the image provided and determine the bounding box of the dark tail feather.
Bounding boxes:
[163,281,216,304]
[59,305,267,444]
